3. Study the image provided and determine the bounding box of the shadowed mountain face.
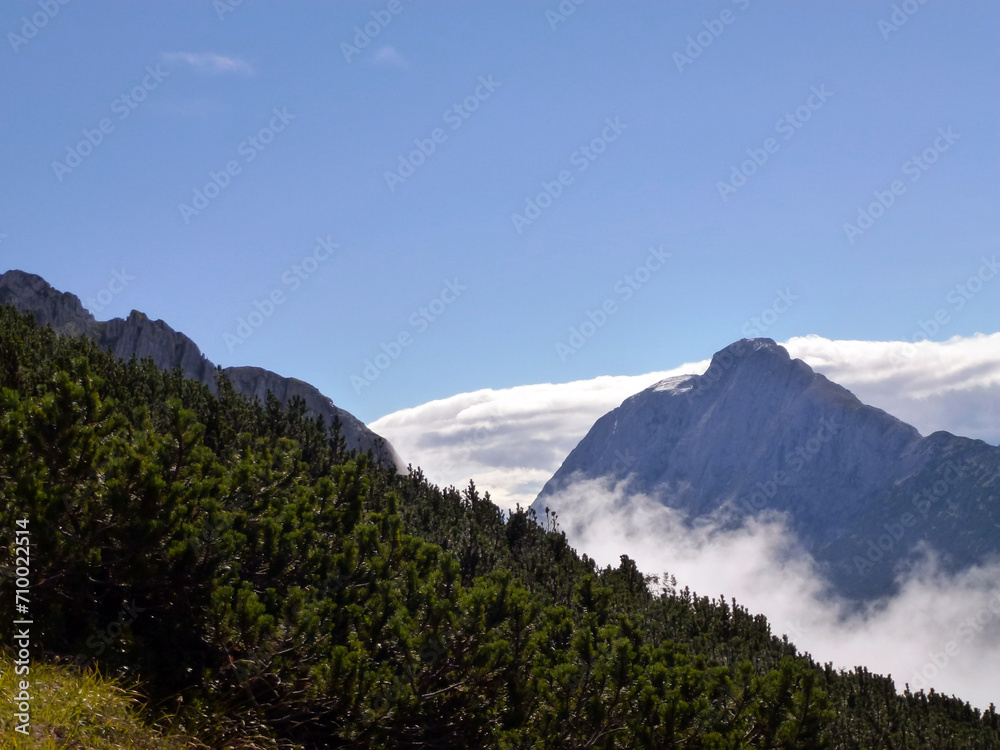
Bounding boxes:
[0,270,403,469]
[534,338,1000,599]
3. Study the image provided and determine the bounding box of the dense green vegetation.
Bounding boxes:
[0,304,997,748]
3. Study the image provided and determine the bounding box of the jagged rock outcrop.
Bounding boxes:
[0,269,403,469]
[0,269,102,337]
[222,365,400,466]
[100,311,220,385]
[534,338,1000,599]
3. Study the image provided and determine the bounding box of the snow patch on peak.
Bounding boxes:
[651,374,698,393]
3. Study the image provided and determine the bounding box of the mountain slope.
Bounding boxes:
[0,269,402,468]
[2,303,997,747]
[534,338,1000,599]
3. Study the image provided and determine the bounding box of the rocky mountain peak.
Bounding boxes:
[0,269,403,469]
[534,338,1000,599]
[0,269,99,336]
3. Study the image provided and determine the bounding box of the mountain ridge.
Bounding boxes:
[0,269,403,468]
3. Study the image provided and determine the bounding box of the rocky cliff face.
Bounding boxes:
[534,338,1000,599]
[100,311,220,386]
[0,270,403,469]
[0,269,102,337]
[222,365,400,466]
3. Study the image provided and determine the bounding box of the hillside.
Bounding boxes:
[0,270,402,469]
[0,306,998,747]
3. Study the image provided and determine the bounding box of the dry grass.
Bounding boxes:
[0,653,198,749]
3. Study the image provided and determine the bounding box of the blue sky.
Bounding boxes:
[2,0,997,422]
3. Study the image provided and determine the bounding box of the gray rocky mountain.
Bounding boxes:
[0,269,402,469]
[534,338,1000,599]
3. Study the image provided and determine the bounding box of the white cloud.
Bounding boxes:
[785,333,1000,445]
[372,367,694,508]
[372,45,409,69]
[162,52,253,75]
[372,333,1000,510]
[371,334,1000,709]
[541,476,1000,710]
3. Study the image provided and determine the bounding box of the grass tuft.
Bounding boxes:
[0,652,197,749]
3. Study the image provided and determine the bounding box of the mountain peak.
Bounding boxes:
[532,337,1000,599]
[643,338,841,412]
[707,337,796,380]
[0,269,98,334]
[717,336,783,358]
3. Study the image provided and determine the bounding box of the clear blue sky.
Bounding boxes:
[2,1,997,422]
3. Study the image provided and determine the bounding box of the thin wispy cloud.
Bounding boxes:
[371,333,1000,510]
[162,52,253,75]
[372,45,409,69]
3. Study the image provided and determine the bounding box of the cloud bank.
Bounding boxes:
[372,333,1000,510]
[373,367,689,508]
[784,334,1000,446]
[542,476,1000,711]
[371,333,1000,709]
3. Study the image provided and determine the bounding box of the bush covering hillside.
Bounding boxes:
[0,305,997,748]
